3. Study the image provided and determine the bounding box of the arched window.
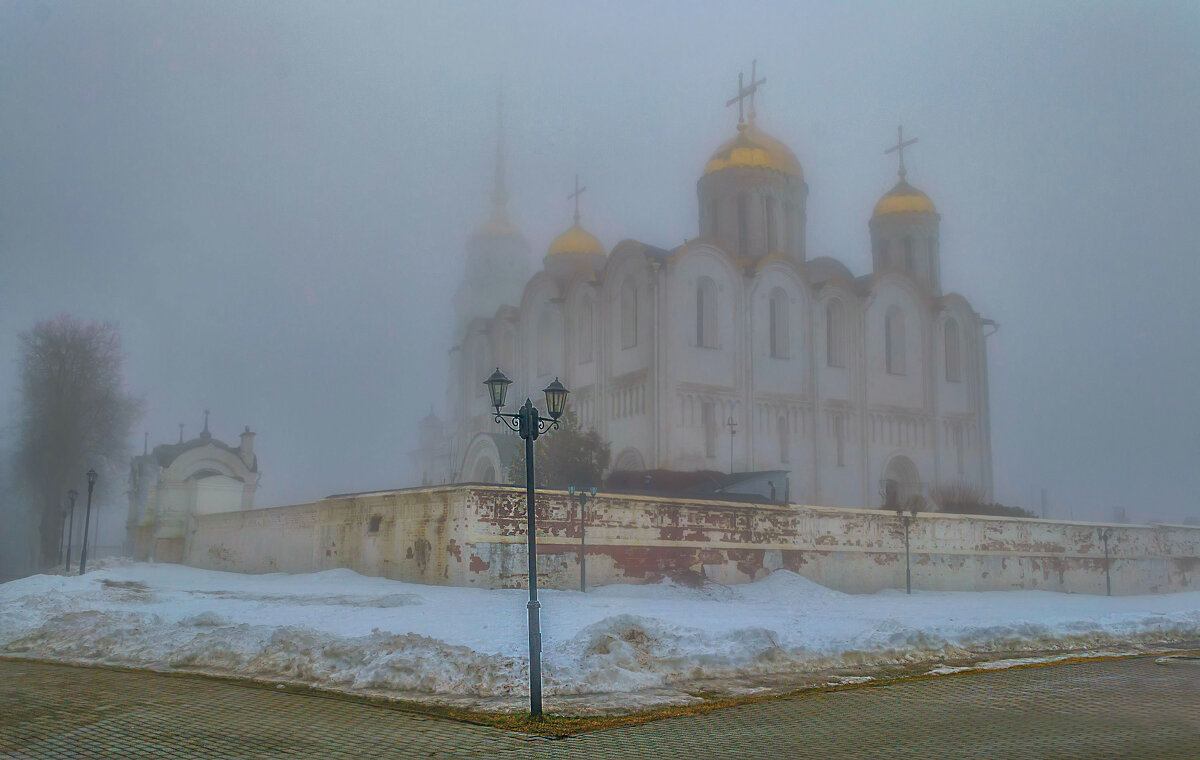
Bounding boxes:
[579,296,594,364]
[877,239,890,268]
[765,197,777,252]
[885,306,906,376]
[737,194,749,257]
[696,277,718,348]
[826,299,845,368]
[537,311,553,376]
[709,198,720,237]
[620,278,637,349]
[903,236,915,271]
[769,288,789,359]
[784,203,794,255]
[778,415,789,463]
[944,318,961,382]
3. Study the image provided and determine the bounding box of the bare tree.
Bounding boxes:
[16,316,142,569]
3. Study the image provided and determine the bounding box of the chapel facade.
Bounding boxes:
[126,412,259,562]
[411,74,994,509]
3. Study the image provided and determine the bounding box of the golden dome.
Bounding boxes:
[547,222,605,257]
[703,122,803,179]
[872,179,937,218]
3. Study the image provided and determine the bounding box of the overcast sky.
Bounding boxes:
[1,1,1198,525]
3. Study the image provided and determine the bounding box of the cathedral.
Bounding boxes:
[412,70,994,509]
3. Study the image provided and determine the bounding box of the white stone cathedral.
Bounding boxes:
[411,73,995,509]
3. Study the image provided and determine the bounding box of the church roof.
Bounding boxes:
[873,178,937,218]
[703,120,803,179]
[153,436,257,473]
[547,222,606,257]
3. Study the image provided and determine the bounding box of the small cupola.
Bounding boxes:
[544,175,606,279]
[869,126,942,293]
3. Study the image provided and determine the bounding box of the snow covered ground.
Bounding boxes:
[2,561,1197,712]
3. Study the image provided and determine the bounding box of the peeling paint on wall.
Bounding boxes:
[183,485,1200,596]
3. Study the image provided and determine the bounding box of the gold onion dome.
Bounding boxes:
[703,121,803,179]
[872,179,937,218]
[547,222,605,257]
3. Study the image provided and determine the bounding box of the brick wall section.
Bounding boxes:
[185,485,1200,595]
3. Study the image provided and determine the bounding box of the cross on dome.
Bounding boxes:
[885,125,918,179]
[726,63,766,128]
[567,174,587,224]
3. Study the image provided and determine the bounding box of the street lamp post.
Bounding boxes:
[1100,528,1113,597]
[484,368,568,717]
[78,469,98,575]
[881,479,919,595]
[568,485,597,593]
[64,489,77,573]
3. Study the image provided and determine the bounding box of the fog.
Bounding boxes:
[1,0,1197,535]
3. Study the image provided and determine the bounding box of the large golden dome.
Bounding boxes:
[872,179,937,218]
[703,122,803,179]
[547,222,605,257]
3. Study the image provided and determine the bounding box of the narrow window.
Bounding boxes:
[955,424,965,475]
[826,300,845,368]
[778,415,789,463]
[944,318,961,382]
[697,277,718,348]
[709,198,720,237]
[737,194,749,257]
[835,413,845,467]
[620,278,637,349]
[885,307,906,376]
[903,236,914,271]
[579,296,594,364]
[703,402,717,458]
[769,288,789,359]
[537,311,553,376]
[784,203,794,255]
[765,197,777,253]
[877,239,890,268]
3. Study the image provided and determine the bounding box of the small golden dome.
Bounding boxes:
[703,122,803,179]
[872,179,937,218]
[547,222,605,257]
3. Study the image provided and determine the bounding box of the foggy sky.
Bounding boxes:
[1,1,1198,526]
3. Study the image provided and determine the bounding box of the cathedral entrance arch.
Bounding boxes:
[462,434,504,484]
[881,455,921,509]
[612,447,645,473]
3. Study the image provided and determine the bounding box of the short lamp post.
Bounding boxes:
[484,368,569,717]
[64,489,78,573]
[1100,528,1113,597]
[567,485,597,593]
[78,469,98,575]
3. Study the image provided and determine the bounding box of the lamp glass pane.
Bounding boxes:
[543,378,569,420]
[484,368,511,409]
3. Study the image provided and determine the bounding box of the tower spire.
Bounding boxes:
[489,90,510,225]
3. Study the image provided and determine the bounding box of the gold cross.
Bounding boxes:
[567,174,587,224]
[885,125,918,179]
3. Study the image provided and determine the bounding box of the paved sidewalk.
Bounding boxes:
[1,656,1197,758]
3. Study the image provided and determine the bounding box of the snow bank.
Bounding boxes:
[2,563,1197,709]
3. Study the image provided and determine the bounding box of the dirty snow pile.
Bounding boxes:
[1,563,1197,708]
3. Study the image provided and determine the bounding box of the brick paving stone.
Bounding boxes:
[1,656,1197,758]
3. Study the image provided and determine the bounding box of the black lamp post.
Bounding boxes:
[64,489,77,573]
[568,485,597,593]
[1100,528,1113,597]
[484,368,568,717]
[78,469,98,575]
[882,479,919,595]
